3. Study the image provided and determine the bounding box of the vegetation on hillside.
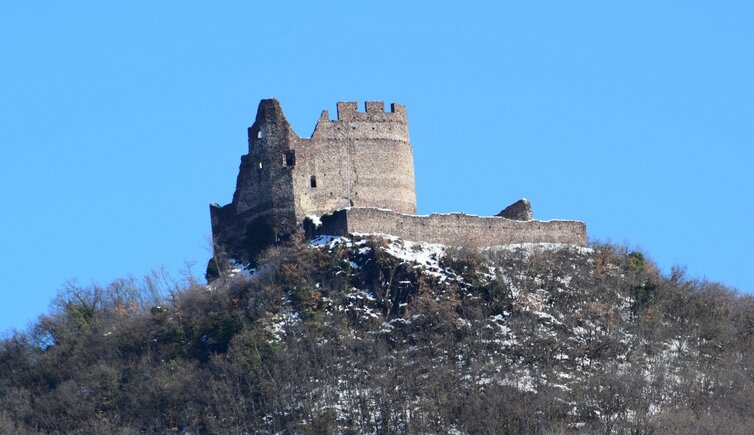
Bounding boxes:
[1,236,753,434]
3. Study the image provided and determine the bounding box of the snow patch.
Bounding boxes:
[306,214,323,228]
[309,235,349,249]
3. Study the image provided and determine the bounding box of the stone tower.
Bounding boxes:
[210,99,417,265]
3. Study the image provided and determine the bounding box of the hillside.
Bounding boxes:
[1,235,753,434]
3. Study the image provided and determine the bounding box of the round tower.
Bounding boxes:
[292,101,417,219]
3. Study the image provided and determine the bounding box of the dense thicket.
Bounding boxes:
[1,237,753,434]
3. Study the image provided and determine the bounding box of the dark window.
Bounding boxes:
[310,176,317,188]
[284,150,296,167]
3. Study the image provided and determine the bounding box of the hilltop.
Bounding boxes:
[1,235,752,433]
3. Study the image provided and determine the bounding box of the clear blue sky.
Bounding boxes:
[2,1,753,333]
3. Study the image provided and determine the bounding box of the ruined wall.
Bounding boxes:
[210,99,299,262]
[210,99,418,263]
[313,208,588,247]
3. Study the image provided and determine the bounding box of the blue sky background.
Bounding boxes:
[2,1,753,333]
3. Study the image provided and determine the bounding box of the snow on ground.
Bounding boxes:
[268,308,301,341]
[380,237,446,269]
[229,262,255,277]
[306,214,323,228]
[311,233,451,280]
[353,234,448,280]
[207,260,255,290]
[493,242,594,255]
[309,235,350,249]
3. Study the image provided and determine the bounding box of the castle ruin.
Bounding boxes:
[210,99,586,268]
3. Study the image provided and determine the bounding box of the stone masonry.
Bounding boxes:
[308,208,586,247]
[210,99,587,269]
[497,199,534,221]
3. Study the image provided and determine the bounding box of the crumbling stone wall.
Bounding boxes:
[210,99,417,264]
[311,208,588,247]
[210,100,299,264]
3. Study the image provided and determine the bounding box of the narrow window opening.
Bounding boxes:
[258,161,263,169]
[284,150,296,167]
[310,176,317,188]
[257,129,262,139]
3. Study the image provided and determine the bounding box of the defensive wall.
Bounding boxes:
[308,207,588,247]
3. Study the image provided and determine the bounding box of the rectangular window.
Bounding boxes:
[284,150,296,167]
[310,176,317,188]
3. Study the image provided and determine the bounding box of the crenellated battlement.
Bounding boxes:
[365,101,384,113]
[334,101,407,121]
[336,101,357,118]
[312,100,410,142]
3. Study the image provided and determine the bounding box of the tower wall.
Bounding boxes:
[210,99,299,263]
[290,101,416,220]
